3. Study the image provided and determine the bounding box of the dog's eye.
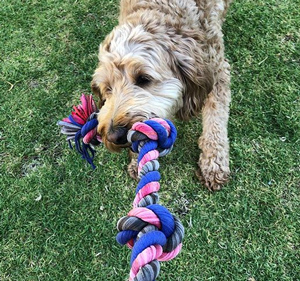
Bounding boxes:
[100,99,106,107]
[104,86,112,95]
[135,75,152,87]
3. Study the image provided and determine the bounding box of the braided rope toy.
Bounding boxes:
[58,94,184,280]
[116,119,184,281]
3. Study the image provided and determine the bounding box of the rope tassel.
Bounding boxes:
[116,118,184,281]
[57,94,101,169]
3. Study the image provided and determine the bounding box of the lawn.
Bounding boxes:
[0,0,299,280]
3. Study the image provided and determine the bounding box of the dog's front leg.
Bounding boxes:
[197,60,231,191]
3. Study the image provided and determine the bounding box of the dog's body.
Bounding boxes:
[92,0,232,190]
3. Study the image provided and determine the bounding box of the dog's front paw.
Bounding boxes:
[196,153,230,191]
[127,158,138,180]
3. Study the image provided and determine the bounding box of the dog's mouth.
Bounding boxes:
[106,126,128,144]
[103,137,131,152]
[99,112,161,152]
[101,124,131,152]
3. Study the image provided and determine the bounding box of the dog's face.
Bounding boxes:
[92,25,184,152]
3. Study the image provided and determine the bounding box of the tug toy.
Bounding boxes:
[58,94,184,281]
[116,119,184,281]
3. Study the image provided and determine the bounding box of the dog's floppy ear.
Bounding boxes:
[91,70,102,96]
[168,31,213,119]
[91,72,106,109]
[91,32,115,107]
[91,77,100,97]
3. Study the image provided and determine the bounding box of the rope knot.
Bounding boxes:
[128,118,177,178]
[116,205,184,281]
[128,118,177,152]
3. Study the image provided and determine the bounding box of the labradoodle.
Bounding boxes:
[91,0,232,191]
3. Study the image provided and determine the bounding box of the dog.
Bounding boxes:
[91,0,232,191]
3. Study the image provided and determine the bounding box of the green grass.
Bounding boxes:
[0,0,299,280]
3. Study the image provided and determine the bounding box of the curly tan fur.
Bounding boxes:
[92,0,232,190]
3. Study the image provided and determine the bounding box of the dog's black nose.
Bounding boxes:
[107,126,128,145]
